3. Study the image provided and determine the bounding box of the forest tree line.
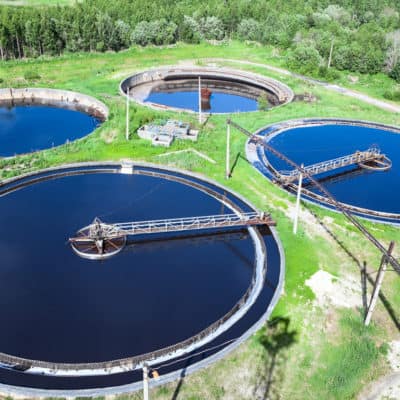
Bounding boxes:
[1,0,400,82]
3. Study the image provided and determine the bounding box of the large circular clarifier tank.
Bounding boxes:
[0,163,283,393]
[247,118,400,223]
[0,88,107,157]
[120,67,293,114]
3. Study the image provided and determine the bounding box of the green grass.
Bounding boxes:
[0,0,80,5]
[1,41,400,399]
[307,312,382,400]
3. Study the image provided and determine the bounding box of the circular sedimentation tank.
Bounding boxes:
[0,163,283,395]
[247,118,400,224]
[120,66,293,114]
[0,88,108,157]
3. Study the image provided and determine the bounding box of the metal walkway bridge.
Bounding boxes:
[69,212,275,260]
[278,147,391,183]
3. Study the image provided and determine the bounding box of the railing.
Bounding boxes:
[110,212,274,236]
[278,147,387,183]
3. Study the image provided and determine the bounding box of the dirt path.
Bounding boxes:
[206,58,400,114]
[358,372,400,400]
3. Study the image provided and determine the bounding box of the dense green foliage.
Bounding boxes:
[1,40,400,400]
[0,1,400,79]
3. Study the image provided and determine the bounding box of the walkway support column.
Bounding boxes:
[293,164,303,235]
[365,241,395,326]
[143,363,149,400]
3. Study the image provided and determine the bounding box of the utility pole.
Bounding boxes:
[327,38,334,69]
[226,122,231,179]
[364,241,395,326]
[293,165,303,235]
[198,76,202,124]
[126,87,130,141]
[143,363,149,400]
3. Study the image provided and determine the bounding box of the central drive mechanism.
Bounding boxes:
[69,218,127,260]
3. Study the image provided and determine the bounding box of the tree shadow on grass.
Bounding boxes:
[303,203,400,331]
[254,317,297,400]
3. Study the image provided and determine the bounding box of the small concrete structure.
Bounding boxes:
[138,120,199,147]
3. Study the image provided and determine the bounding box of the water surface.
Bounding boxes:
[0,105,100,157]
[265,124,400,214]
[0,171,254,363]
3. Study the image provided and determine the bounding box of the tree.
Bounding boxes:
[287,42,323,74]
[199,16,225,40]
[179,15,201,43]
[389,62,400,82]
[237,18,262,42]
[385,30,400,72]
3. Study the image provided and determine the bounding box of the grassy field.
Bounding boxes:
[1,41,400,399]
[0,0,79,5]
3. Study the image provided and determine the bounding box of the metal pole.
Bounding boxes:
[328,38,334,69]
[365,241,395,326]
[226,122,231,179]
[143,363,149,400]
[293,165,303,235]
[198,76,202,124]
[126,87,130,141]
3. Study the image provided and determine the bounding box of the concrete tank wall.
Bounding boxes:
[0,88,109,121]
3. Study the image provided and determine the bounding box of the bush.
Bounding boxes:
[318,65,340,81]
[257,93,269,110]
[383,89,400,101]
[389,62,400,82]
[237,19,262,42]
[24,71,41,80]
[287,43,323,74]
[180,15,201,44]
[199,16,225,40]
[131,19,177,46]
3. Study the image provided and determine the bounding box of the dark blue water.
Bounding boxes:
[145,91,258,113]
[265,124,400,214]
[0,106,100,157]
[0,171,254,363]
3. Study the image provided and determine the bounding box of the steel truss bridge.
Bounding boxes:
[69,212,275,260]
[278,146,391,183]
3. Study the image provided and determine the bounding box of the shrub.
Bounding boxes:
[24,71,41,80]
[237,19,262,42]
[389,61,400,82]
[318,65,340,81]
[131,19,177,46]
[383,89,400,101]
[257,93,269,110]
[199,16,225,40]
[287,43,323,74]
[180,15,201,44]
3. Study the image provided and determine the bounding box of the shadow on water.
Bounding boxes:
[304,203,400,331]
[254,317,297,400]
